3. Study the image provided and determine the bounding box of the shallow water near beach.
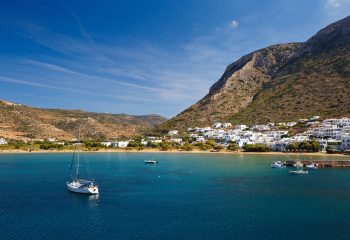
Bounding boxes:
[1,153,350,240]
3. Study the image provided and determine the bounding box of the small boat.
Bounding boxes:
[144,159,158,164]
[293,161,303,168]
[289,169,308,175]
[306,163,318,169]
[271,161,285,168]
[66,127,99,195]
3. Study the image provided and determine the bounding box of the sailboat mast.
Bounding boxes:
[76,126,80,180]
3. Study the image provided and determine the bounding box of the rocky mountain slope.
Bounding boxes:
[158,15,350,132]
[0,100,166,140]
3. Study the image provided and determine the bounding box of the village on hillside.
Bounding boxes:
[2,116,350,154]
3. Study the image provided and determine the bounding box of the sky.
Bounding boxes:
[0,0,349,117]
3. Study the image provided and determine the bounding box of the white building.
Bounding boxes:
[168,130,179,136]
[298,118,309,123]
[212,122,223,128]
[195,136,206,142]
[47,137,56,142]
[251,124,271,131]
[310,124,341,139]
[222,123,232,128]
[309,116,320,121]
[116,141,129,148]
[0,138,7,145]
[101,141,112,147]
[306,121,319,126]
[266,131,288,139]
[235,125,248,130]
[341,135,350,150]
[170,138,183,144]
[286,122,297,127]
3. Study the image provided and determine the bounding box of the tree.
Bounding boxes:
[181,143,193,151]
[286,142,298,152]
[227,143,240,152]
[243,144,272,152]
[160,142,171,151]
[214,145,224,151]
[206,139,216,148]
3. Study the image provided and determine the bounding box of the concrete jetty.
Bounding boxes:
[285,160,350,168]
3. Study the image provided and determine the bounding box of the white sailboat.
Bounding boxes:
[66,128,99,195]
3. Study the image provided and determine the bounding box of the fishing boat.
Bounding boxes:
[306,163,318,169]
[293,161,303,168]
[289,169,308,175]
[270,161,285,168]
[144,159,158,164]
[66,128,99,195]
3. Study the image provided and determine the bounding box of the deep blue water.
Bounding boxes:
[1,153,350,240]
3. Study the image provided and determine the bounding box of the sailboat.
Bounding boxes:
[66,128,99,195]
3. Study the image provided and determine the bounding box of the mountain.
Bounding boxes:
[158,15,350,132]
[0,100,167,140]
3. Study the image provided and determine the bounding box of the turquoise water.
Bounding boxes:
[1,153,350,240]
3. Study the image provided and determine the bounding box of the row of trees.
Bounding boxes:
[285,140,321,152]
[243,144,272,152]
[39,142,64,150]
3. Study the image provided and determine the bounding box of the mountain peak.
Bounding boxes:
[157,15,350,131]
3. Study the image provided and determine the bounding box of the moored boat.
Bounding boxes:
[293,161,303,168]
[271,161,285,168]
[289,169,308,175]
[66,127,99,195]
[306,163,318,169]
[144,159,158,164]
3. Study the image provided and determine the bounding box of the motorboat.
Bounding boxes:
[293,161,304,168]
[144,159,158,164]
[270,161,285,168]
[306,163,318,169]
[289,169,308,175]
[66,127,99,195]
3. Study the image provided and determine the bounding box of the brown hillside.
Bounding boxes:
[158,15,350,132]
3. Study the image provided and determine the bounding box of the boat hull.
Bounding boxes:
[66,182,99,195]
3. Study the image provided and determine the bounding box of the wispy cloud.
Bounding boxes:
[323,0,350,20]
[0,7,318,116]
[230,20,239,28]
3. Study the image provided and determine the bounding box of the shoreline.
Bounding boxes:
[0,149,348,157]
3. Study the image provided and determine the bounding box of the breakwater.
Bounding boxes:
[285,160,350,168]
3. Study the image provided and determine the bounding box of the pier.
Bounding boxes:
[285,160,350,168]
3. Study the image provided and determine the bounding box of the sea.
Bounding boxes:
[1,153,350,240]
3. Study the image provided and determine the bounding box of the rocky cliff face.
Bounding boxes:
[158,15,350,132]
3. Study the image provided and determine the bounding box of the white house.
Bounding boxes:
[306,121,320,126]
[47,137,56,142]
[286,122,297,127]
[116,141,129,148]
[222,123,232,128]
[235,125,248,130]
[0,138,7,145]
[298,118,309,123]
[251,124,270,131]
[195,136,206,142]
[168,130,179,136]
[101,141,112,147]
[170,138,183,144]
[212,122,223,128]
[310,116,320,121]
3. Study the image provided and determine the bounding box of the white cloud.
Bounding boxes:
[230,20,239,28]
[324,0,350,10]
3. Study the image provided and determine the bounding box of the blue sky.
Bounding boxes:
[0,0,349,117]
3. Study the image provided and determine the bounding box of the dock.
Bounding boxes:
[285,160,350,168]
